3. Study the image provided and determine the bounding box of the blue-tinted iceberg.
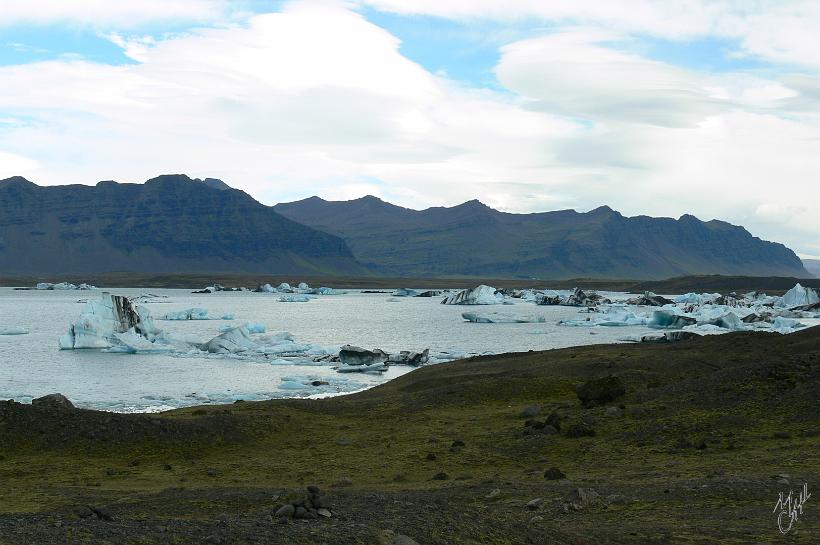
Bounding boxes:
[777,283,820,309]
[59,293,163,350]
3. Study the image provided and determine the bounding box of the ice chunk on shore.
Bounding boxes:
[0,326,29,335]
[462,312,546,323]
[442,285,503,305]
[777,283,820,309]
[59,293,162,350]
[160,308,234,320]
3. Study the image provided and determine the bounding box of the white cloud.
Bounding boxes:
[362,0,820,69]
[0,1,818,256]
[0,0,228,28]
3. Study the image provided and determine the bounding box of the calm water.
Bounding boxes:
[0,287,787,412]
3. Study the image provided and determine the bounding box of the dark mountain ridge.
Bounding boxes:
[274,195,809,279]
[0,175,364,276]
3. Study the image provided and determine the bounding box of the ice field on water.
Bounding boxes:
[0,285,817,412]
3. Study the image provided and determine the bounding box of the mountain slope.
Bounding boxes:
[803,259,820,278]
[0,175,365,276]
[274,196,809,279]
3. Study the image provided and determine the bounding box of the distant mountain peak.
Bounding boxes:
[201,177,231,191]
[0,175,36,187]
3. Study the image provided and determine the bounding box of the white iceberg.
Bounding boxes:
[674,292,720,305]
[777,283,820,309]
[59,292,163,350]
[0,326,29,335]
[393,288,418,297]
[160,308,234,320]
[442,285,503,305]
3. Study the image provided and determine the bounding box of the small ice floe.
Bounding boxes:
[0,326,29,335]
[442,285,504,305]
[558,308,648,327]
[192,284,247,294]
[220,322,266,334]
[462,312,546,323]
[647,310,697,329]
[392,288,418,297]
[160,308,234,320]
[279,294,312,303]
[255,282,334,295]
[130,293,170,304]
[36,282,96,290]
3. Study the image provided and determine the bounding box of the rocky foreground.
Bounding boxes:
[1,327,819,544]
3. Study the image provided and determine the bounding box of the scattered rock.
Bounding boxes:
[334,477,353,487]
[425,453,437,461]
[544,467,566,480]
[433,472,449,481]
[274,504,295,519]
[545,412,562,431]
[317,508,332,518]
[604,406,623,417]
[576,376,625,407]
[525,498,543,510]
[311,380,329,387]
[529,515,544,523]
[486,488,501,499]
[520,405,540,418]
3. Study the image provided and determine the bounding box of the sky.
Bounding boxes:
[0,1,818,258]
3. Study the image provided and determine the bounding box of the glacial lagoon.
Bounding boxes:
[1,286,817,412]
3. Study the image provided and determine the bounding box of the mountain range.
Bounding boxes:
[0,175,363,276]
[0,174,809,280]
[274,195,809,279]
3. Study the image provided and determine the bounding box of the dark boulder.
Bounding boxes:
[576,376,625,407]
[31,393,75,410]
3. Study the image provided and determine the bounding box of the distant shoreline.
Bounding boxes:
[1,272,818,294]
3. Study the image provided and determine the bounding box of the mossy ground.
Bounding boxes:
[1,327,818,544]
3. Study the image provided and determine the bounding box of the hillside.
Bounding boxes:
[803,258,820,278]
[0,175,365,276]
[275,196,809,279]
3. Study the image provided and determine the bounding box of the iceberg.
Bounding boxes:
[0,326,29,335]
[462,312,546,323]
[59,292,163,350]
[701,312,746,331]
[441,285,503,305]
[558,308,648,327]
[674,292,720,305]
[535,287,609,307]
[625,292,674,306]
[160,308,234,320]
[36,282,96,290]
[777,283,820,309]
[200,326,258,354]
[393,288,418,297]
[647,310,697,329]
[219,322,266,334]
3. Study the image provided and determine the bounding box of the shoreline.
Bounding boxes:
[1,326,818,543]
[2,272,819,294]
